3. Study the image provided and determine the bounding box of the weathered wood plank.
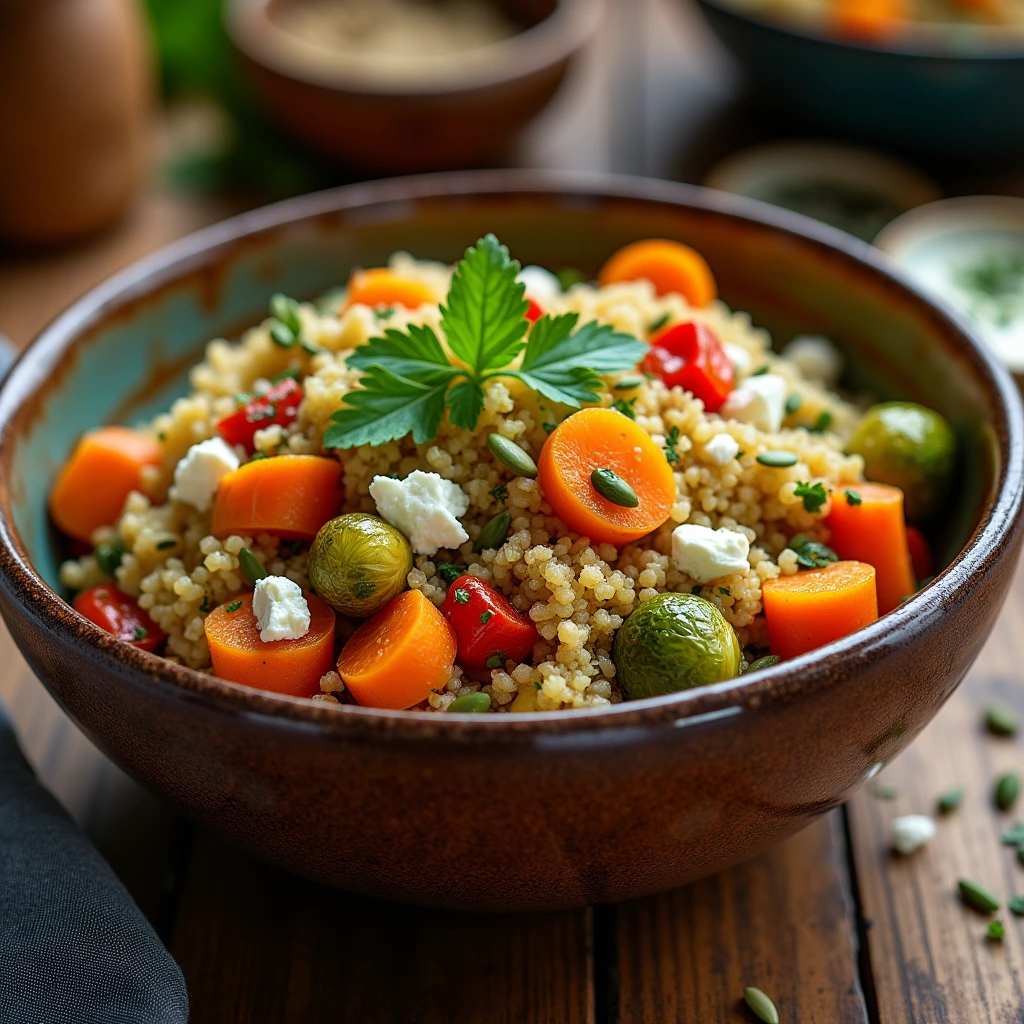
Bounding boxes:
[171,831,594,1024]
[615,811,868,1023]
[847,560,1024,1024]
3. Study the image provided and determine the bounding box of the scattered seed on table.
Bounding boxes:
[988,920,1006,941]
[985,702,1019,737]
[937,789,963,814]
[743,986,779,1024]
[870,780,899,800]
[1001,823,1024,846]
[959,878,1001,913]
[996,772,1020,811]
[1009,895,1024,916]
[1019,849,1024,869]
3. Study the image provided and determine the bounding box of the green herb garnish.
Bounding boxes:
[648,312,670,334]
[790,536,839,570]
[132,626,148,641]
[95,541,125,577]
[486,653,505,670]
[751,365,770,376]
[1009,895,1024,916]
[270,293,302,335]
[988,920,1006,941]
[454,589,470,605]
[225,600,243,614]
[156,539,177,551]
[663,426,681,465]
[718,587,731,596]
[479,611,493,624]
[199,596,209,614]
[611,397,637,420]
[490,484,509,502]
[845,488,862,507]
[322,236,647,449]
[613,377,645,391]
[955,249,1024,328]
[435,562,462,585]
[542,422,558,434]
[374,305,396,321]
[794,481,828,514]
[810,411,833,433]
[555,266,586,291]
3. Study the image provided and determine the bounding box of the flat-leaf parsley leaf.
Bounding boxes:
[794,481,829,514]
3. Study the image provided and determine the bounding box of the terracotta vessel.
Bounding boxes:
[0,173,1020,911]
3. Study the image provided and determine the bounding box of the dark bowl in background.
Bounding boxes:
[0,172,1020,911]
[224,0,601,174]
[695,0,1024,163]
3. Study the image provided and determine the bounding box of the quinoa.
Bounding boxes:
[60,254,864,711]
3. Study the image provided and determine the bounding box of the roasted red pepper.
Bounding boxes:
[217,377,302,453]
[74,585,166,652]
[641,321,734,413]
[905,524,933,582]
[525,298,544,323]
[440,575,537,678]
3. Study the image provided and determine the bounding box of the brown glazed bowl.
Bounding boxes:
[0,172,1021,912]
[224,0,601,173]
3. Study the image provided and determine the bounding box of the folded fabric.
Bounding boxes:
[0,700,189,1024]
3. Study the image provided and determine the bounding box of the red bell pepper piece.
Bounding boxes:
[641,321,734,413]
[525,298,544,323]
[905,524,933,582]
[217,377,302,453]
[440,574,537,678]
[74,585,166,652]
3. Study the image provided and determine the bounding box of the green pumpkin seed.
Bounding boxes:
[487,433,538,478]
[784,393,801,415]
[937,789,963,814]
[756,450,799,468]
[988,919,1006,941]
[747,655,781,673]
[475,511,512,552]
[985,702,1019,737]
[239,548,268,586]
[270,323,297,348]
[591,467,639,508]
[1009,895,1024,916]
[1002,823,1024,846]
[743,986,779,1024]
[959,878,1000,913]
[448,692,491,713]
[996,772,1020,811]
[269,293,302,335]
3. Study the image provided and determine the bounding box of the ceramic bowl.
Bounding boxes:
[695,0,1024,162]
[224,0,601,173]
[0,172,1021,912]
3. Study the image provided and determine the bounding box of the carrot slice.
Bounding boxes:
[537,407,677,547]
[49,426,161,542]
[205,591,336,697]
[826,482,915,614]
[598,239,717,307]
[337,589,456,710]
[211,455,342,540]
[343,268,437,312]
[831,0,907,39]
[762,561,879,660]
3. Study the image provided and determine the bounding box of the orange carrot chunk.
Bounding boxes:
[598,239,717,307]
[763,561,879,660]
[205,592,336,697]
[337,589,457,710]
[831,0,907,39]
[49,426,161,543]
[827,482,915,614]
[537,407,677,547]
[343,268,437,312]
[211,455,342,541]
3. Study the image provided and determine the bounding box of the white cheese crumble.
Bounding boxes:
[785,335,844,387]
[252,575,310,642]
[517,265,562,303]
[169,437,240,512]
[703,432,740,466]
[722,341,754,378]
[369,470,469,555]
[719,373,787,434]
[891,814,936,855]
[671,524,750,583]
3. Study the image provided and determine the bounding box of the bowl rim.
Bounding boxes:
[224,0,603,97]
[0,169,1021,741]
[696,0,1024,61]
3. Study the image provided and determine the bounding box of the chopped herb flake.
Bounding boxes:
[845,488,862,506]
[718,587,731,596]
[225,600,243,613]
[454,589,470,605]
[611,397,637,420]
[132,626,148,641]
[794,481,829,514]
[648,312,670,334]
[486,653,505,669]
[156,539,177,550]
[479,611,493,624]
[435,563,462,585]
[1009,895,1024,916]
[663,425,681,465]
[490,484,509,502]
[988,920,1006,941]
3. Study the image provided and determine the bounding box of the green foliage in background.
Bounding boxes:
[143,0,335,197]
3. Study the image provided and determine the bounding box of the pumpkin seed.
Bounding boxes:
[959,878,1000,913]
[756,450,799,468]
[269,293,302,335]
[487,433,538,478]
[997,772,1020,811]
[239,548,268,586]
[743,986,779,1024]
[937,789,963,814]
[985,702,1019,737]
[1001,823,1024,846]
[475,511,512,552]
[784,393,801,415]
[448,692,491,713]
[1009,895,1024,916]
[988,920,1006,941]
[747,655,781,673]
[270,323,297,348]
[591,467,639,508]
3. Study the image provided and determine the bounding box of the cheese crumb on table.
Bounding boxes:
[253,576,310,642]
[719,373,787,434]
[671,524,751,583]
[891,814,936,855]
[703,432,740,466]
[369,470,470,555]
[169,437,239,512]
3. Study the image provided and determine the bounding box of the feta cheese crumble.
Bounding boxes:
[703,432,740,466]
[169,436,240,512]
[722,341,754,378]
[891,814,936,855]
[785,335,843,387]
[252,575,310,642]
[671,524,750,583]
[517,265,562,303]
[719,373,787,434]
[369,470,469,555]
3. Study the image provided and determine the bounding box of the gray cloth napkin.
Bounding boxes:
[0,700,189,1023]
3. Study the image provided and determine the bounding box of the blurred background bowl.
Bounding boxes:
[694,0,1024,164]
[224,0,601,174]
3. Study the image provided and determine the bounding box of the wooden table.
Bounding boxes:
[4,2,1024,1020]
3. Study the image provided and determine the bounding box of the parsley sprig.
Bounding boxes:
[323,235,647,449]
